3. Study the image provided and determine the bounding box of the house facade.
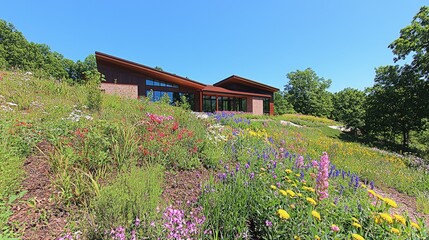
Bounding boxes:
[95,52,278,115]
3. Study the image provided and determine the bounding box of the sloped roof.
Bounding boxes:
[214,75,279,92]
[95,51,207,90]
[203,85,271,98]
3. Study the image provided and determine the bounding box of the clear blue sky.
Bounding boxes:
[2,1,426,92]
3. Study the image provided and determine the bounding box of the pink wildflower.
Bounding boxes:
[316,152,330,200]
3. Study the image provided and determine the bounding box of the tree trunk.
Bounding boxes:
[402,130,409,149]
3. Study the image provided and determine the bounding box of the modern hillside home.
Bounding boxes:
[95,52,279,115]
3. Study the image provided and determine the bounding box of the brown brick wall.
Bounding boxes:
[100,83,138,99]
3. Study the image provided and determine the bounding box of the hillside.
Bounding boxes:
[0,71,428,239]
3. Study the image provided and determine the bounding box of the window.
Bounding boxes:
[145,90,195,110]
[263,98,270,114]
[217,97,247,112]
[203,96,217,112]
[146,79,178,88]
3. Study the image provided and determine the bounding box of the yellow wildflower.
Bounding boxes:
[277,209,290,220]
[294,236,300,240]
[379,213,393,224]
[315,235,320,240]
[260,167,266,171]
[411,221,421,230]
[311,210,321,221]
[393,214,406,225]
[352,217,359,222]
[306,197,317,206]
[383,198,397,208]
[290,204,296,209]
[297,193,303,197]
[352,222,362,228]
[285,169,293,174]
[287,179,293,183]
[284,176,290,180]
[286,190,296,197]
[291,184,297,187]
[279,190,287,196]
[352,233,365,240]
[390,227,401,235]
[270,185,277,190]
[374,215,382,224]
[295,173,300,177]
[361,184,367,188]
[376,194,384,201]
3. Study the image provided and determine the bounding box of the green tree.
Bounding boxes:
[284,68,333,117]
[365,65,429,148]
[389,6,429,80]
[273,91,294,115]
[332,88,366,132]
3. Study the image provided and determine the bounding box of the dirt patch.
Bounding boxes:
[162,167,211,208]
[373,186,429,225]
[8,141,68,240]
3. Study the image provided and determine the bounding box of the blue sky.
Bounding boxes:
[2,1,426,92]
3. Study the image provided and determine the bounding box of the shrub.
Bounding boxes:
[89,165,164,238]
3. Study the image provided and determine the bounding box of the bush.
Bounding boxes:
[89,165,164,238]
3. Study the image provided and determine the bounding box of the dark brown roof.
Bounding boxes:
[214,75,279,92]
[203,85,271,98]
[95,51,207,89]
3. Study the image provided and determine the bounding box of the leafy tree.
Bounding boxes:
[332,88,366,131]
[365,65,429,148]
[274,91,294,115]
[389,6,429,80]
[284,68,333,117]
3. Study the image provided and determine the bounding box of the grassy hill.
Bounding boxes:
[0,71,428,239]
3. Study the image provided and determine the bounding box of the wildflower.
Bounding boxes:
[393,214,406,225]
[279,190,287,196]
[383,198,397,208]
[411,221,421,230]
[249,172,255,179]
[297,193,303,197]
[311,160,319,168]
[277,209,290,220]
[285,169,293,174]
[311,210,321,221]
[290,204,296,209]
[331,224,340,232]
[390,227,401,235]
[294,236,301,240]
[265,220,273,227]
[306,197,317,206]
[352,217,359,222]
[379,213,393,224]
[286,190,296,197]
[270,185,277,190]
[351,233,365,240]
[315,235,321,240]
[367,189,376,197]
[316,152,330,200]
[135,217,140,226]
[296,155,304,168]
[260,167,266,171]
[352,222,362,228]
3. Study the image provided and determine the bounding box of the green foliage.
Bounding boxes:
[284,68,333,117]
[273,91,294,115]
[90,165,164,239]
[0,19,96,82]
[85,71,103,112]
[389,6,429,80]
[332,88,366,131]
[365,65,429,148]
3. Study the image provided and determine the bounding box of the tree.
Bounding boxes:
[389,6,429,80]
[332,88,366,131]
[284,68,333,117]
[274,91,294,115]
[365,65,429,148]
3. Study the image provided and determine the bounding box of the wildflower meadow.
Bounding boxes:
[0,71,428,239]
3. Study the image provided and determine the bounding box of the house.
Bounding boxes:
[95,52,279,115]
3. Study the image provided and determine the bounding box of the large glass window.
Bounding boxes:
[145,90,195,110]
[218,97,247,112]
[146,79,178,88]
[263,98,270,114]
[203,96,217,112]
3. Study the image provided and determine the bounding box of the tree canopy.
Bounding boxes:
[389,6,429,80]
[284,68,333,117]
[332,88,366,131]
[0,19,96,82]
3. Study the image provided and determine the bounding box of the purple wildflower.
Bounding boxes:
[316,152,330,200]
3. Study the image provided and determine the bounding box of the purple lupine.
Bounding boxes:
[296,155,304,169]
[249,172,255,179]
[316,152,330,200]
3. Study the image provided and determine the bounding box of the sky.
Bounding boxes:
[2,1,427,92]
